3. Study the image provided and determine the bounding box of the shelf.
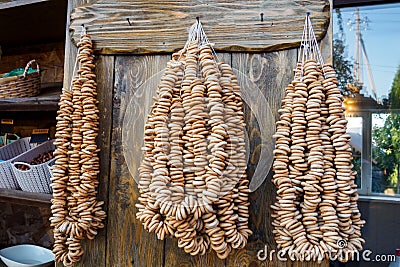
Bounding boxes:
[0,85,61,112]
[0,0,49,10]
[0,188,51,206]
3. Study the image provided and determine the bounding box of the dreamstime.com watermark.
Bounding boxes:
[257,239,397,263]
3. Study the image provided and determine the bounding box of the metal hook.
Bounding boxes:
[260,13,264,22]
[127,18,132,26]
[81,24,86,35]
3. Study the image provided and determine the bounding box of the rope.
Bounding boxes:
[177,18,221,95]
[178,19,220,64]
[298,13,326,79]
[68,25,87,92]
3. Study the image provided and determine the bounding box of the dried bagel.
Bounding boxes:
[136,22,252,259]
[50,32,106,266]
[271,59,365,262]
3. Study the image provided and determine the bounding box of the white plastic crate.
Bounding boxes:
[11,140,55,194]
[0,137,33,189]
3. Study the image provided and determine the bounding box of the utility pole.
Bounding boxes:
[348,8,378,100]
[354,8,362,89]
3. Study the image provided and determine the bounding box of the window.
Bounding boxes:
[347,117,362,189]
[371,112,400,194]
[334,2,400,196]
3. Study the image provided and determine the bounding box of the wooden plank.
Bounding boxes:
[94,56,114,227]
[165,251,226,267]
[0,85,61,112]
[74,55,114,267]
[320,0,333,65]
[218,53,232,66]
[0,103,58,112]
[0,188,51,206]
[235,51,299,192]
[69,0,330,54]
[163,53,231,267]
[225,51,299,266]
[107,55,169,266]
[63,0,91,91]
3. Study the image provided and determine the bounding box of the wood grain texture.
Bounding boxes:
[225,51,298,267]
[107,55,169,267]
[69,0,330,54]
[71,55,114,267]
[320,0,333,64]
[122,63,166,186]
[0,188,51,205]
[236,51,299,194]
[63,0,92,90]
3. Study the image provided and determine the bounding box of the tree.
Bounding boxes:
[372,69,400,194]
[389,65,400,109]
[333,9,354,96]
[372,114,400,194]
[372,66,400,193]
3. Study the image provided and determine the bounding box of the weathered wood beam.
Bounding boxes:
[0,188,51,206]
[70,0,330,54]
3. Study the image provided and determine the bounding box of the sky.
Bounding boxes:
[333,3,400,100]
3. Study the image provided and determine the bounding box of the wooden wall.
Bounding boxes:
[87,50,331,267]
[63,1,332,266]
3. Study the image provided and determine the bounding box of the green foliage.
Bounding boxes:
[372,66,400,194]
[333,9,354,95]
[389,65,400,109]
[351,147,362,188]
[372,113,400,193]
[333,39,354,94]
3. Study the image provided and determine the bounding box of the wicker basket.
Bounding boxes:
[11,140,55,194]
[0,137,33,189]
[0,60,41,98]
